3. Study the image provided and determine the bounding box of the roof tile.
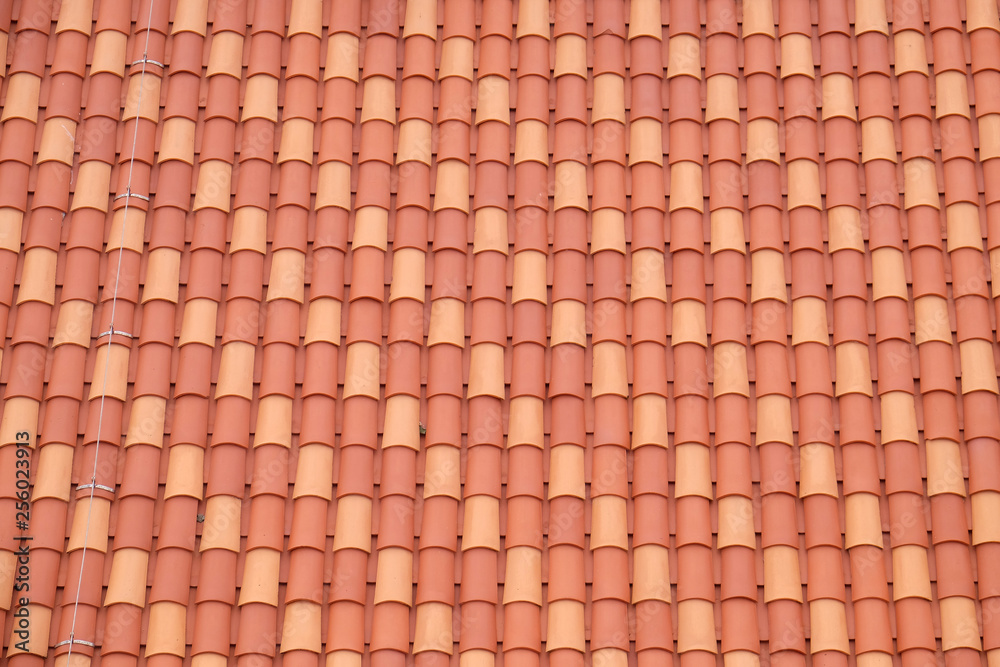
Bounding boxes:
[1,0,998,662]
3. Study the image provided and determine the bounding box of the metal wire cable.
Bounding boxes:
[63,0,158,660]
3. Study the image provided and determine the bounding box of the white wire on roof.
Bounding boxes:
[64,0,159,660]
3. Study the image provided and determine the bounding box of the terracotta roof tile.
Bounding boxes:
[3,0,1000,663]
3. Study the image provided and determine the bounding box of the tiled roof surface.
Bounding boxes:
[1,0,1000,665]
